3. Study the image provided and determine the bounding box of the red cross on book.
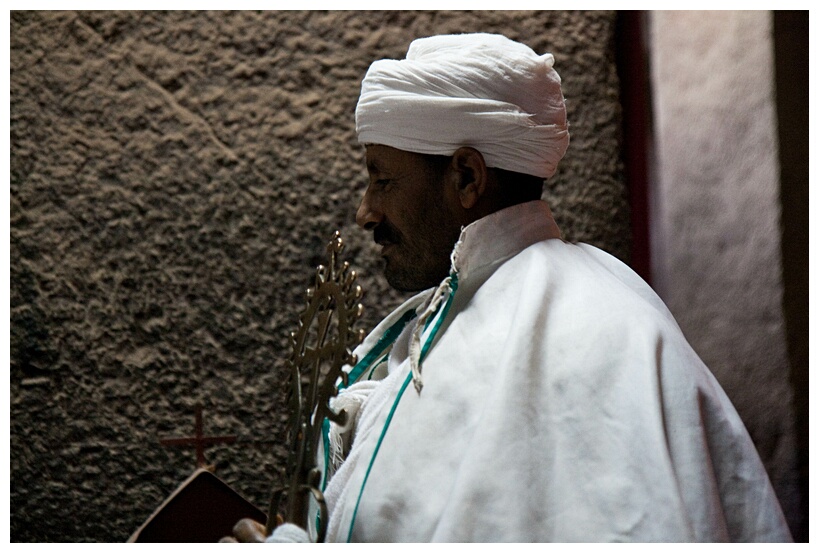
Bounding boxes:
[128,405,266,542]
[158,405,236,470]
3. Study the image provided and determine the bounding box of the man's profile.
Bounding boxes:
[235,32,791,543]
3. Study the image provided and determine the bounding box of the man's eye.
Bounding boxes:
[376,179,391,187]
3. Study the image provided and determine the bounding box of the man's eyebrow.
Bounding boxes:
[366,160,385,174]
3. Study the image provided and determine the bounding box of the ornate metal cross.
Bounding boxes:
[159,405,237,470]
[267,231,366,541]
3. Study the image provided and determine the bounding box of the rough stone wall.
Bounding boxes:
[648,11,801,535]
[10,11,627,542]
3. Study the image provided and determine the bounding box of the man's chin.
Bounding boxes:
[384,268,423,293]
[383,259,443,293]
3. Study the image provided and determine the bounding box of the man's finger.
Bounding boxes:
[232,518,268,543]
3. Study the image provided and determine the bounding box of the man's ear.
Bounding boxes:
[449,147,488,210]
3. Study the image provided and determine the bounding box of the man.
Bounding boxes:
[241,32,791,542]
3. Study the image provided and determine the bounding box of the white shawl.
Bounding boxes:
[318,201,791,542]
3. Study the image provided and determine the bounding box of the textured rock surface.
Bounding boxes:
[11,11,628,542]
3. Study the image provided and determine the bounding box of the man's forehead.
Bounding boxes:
[365,144,422,173]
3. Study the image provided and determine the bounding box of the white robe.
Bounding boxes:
[317,200,791,542]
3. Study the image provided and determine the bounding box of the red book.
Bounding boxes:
[128,469,266,543]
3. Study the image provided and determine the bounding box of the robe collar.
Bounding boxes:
[449,200,562,281]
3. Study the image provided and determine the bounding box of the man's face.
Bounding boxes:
[356,145,462,292]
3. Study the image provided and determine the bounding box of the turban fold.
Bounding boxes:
[355,33,570,179]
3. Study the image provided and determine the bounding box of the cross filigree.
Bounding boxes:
[268,231,366,541]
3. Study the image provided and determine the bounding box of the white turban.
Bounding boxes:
[355,33,570,179]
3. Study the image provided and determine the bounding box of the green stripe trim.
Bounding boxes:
[365,354,388,381]
[345,274,459,542]
[316,306,416,534]
[343,308,417,389]
[320,417,331,491]
[420,274,458,360]
[345,370,414,543]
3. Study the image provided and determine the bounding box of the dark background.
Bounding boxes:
[10,11,629,542]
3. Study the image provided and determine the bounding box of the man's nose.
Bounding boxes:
[356,190,382,230]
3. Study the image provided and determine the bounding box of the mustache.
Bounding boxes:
[373,222,401,246]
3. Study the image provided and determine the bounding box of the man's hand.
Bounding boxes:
[219,515,311,543]
[219,518,269,543]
